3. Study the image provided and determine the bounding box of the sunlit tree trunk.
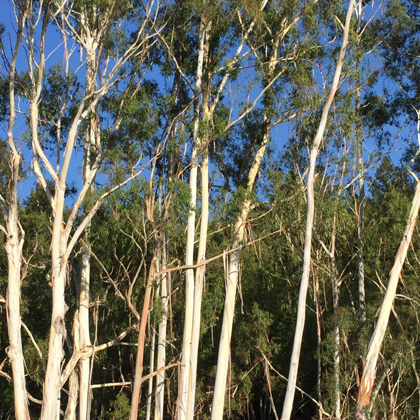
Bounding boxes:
[187,76,211,420]
[155,235,169,420]
[1,5,30,419]
[78,14,100,419]
[177,19,206,420]
[280,2,356,418]
[355,179,420,419]
[211,30,280,418]
[211,118,269,420]
[41,185,69,420]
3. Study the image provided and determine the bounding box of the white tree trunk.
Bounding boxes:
[79,22,99,419]
[5,191,29,420]
[2,7,30,418]
[155,236,169,420]
[211,129,269,420]
[79,245,93,420]
[280,2,355,418]
[187,150,209,420]
[146,320,156,420]
[355,51,366,326]
[177,20,206,420]
[355,180,420,418]
[41,183,68,420]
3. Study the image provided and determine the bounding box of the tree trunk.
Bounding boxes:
[2,6,30,418]
[155,236,169,420]
[211,123,269,420]
[41,184,68,420]
[355,180,420,419]
[177,19,206,420]
[355,45,366,326]
[280,1,355,417]
[5,183,29,420]
[187,150,209,420]
[146,319,156,420]
[78,21,99,419]
[130,257,156,420]
[331,222,341,420]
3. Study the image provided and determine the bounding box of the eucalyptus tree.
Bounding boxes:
[65,1,139,417]
[156,2,284,418]
[4,0,161,417]
[281,1,357,418]
[209,0,306,415]
[0,4,30,419]
[355,1,420,417]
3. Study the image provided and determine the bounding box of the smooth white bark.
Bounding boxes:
[79,18,99,419]
[280,2,356,418]
[355,180,420,418]
[177,20,206,420]
[2,5,30,418]
[211,126,269,420]
[155,237,169,420]
[187,150,209,420]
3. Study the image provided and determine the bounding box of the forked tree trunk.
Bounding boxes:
[280,2,356,418]
[355,180,420,419]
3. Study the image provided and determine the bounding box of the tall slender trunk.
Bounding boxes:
[312,270,323,420]
[280,2,355,417]
[187,150,209,420]
[355,180,420,419]
[155,235,169,420]
[130,257,157,420]
[146,319,156,420]
[211,33,280,418]
[330,219,341,420]
[3,7,30,418]
[355,45,366,326]
[5,167,29,420]
[211,121,269,420]
[78,21,99,420]
[177,19,206,420]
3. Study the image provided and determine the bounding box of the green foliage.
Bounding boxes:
[107,391,131,420]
